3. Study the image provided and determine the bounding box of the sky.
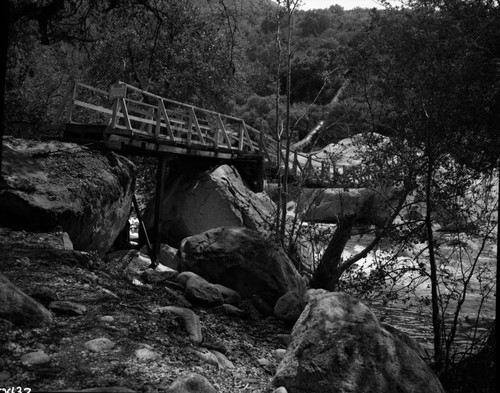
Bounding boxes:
[299,0,390,10]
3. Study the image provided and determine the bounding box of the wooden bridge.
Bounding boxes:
[51,82,364,263]
[52,81,355,189]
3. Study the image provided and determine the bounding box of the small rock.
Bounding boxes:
[213,304,246,318]
[202,341,228,354]
[258,357,276,374]
[210,350,234,369]
[62,232,74,250]
[273,290,304,325]
[213,284,241,306]
[97,286,119,300]
[135,348,161,362]
[166,372,216,393]
[185,276,224,307]
[141,267,177,284]
[175,271,201,287]
[257,358,273,367]
[163,285,192,308]
[164,280,185,292]
[29,287,60,306]
[84,338,115,352]
[274,348,287,361]
[273,387,288,393]
[20,351,51,366]
[153,306,202,344]
[49,300,87,316]
[189,348,219,367]
[99,315,115,323]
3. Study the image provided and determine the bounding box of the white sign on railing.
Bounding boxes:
[109,83,127,99]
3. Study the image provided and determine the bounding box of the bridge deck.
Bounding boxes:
[52,81,365,189]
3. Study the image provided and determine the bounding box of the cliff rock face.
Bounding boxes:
[143,164,274,248]
[0,137,135,253]
[273,290,445,393]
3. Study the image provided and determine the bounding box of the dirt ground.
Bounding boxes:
[0,227,290,393]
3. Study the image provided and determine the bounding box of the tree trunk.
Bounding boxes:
[279,0,293,244]
[0,1,10,182]
[425,153,443,368]
[310,214,356,291]
[291,120,324,151]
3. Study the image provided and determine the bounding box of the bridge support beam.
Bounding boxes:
[151,155,168,267]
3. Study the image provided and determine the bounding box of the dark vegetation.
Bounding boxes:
[1,0,499,392]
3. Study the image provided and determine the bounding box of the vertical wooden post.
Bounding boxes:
[110,98,120,129]
[67,83,77,123]
[152,155,167,268]
[238,123,245,151]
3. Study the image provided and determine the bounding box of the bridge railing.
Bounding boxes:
[53,81,360,185]
[53,82,112,126]
[107,82,266,155]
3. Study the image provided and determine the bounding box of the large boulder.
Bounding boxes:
[0,273,53,327]
[299,187,396,226]
[0,137,135,253]
[178,227,305,309]
[142,164,274,248]
[273,290,445,393]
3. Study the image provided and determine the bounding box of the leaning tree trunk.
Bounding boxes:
[310,214,356,291]
[0,2,10,180]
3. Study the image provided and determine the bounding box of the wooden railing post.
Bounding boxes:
[241,122,254,152]
[156,99,175,140]
[189,107,205,145]
[67,83,77,123]
[109,98,120,129]
[238,122,245,151]
[214,117,220,151]
[120,98,132,130]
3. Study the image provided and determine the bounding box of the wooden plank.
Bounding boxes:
[76,82,109,96]
[109,98,120,129]
[186,111,193,146]
[238,123,245,151]
[189,107,206,145]
[241,122,255,152]
[216,114,233,150]
[120,98,132,130]
[73,100,113,116]
[214,122,220,150]
[157,99,175,141]
[68,83,76,123]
